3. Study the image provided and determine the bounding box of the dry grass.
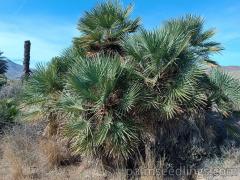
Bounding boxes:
[0,125,196,180]
[2,123,240,180]
[0,124,40,179]
[0,123,110,180]
[39,137,71,169]
[0,124,165,180]
[2,145,24,180]
[0,123,81,180]
[199,147,240,180]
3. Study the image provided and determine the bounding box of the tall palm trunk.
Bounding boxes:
[23,40,31,77]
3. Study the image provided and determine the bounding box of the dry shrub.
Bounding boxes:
[75,157,107,180]
[0,124,42,179]
[2,144,24,180]
[1,123,194,180]
[0,123,84,179]
[39,138,63,169]
[0,81,22,99]
[39,136,75,169]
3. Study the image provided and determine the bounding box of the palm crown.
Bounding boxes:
[73,1,140,56]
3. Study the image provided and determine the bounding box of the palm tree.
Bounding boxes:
[123,15,227,119]
[23,61,64,137]
[23,47,86,137]
[62,55,143,166]
[22,1,240,173]
[124,27,204,119]
[123,15,240,167]
[73,1,140,56]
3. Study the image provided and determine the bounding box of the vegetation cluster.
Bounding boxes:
[1,1,240,179]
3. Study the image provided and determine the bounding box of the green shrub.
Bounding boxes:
[0,99,19,130]
[0,74,7,88]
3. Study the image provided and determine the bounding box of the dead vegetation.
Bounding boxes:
[0,124,82,180]
[2,123,240,179]
[0,123,166,180]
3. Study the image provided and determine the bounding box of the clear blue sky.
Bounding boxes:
[0,0,240,67]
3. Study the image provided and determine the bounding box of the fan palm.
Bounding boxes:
[21,2,240,172]
[22,46,86,135]
[123,15,240,168]
[62,55,143,165]
[50,46,86,76]
[73,1,140,56]
[23,60,64,136]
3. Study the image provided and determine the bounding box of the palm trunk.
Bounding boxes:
[23,40,31,77]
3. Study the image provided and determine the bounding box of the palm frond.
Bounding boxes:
[119,83,142,112]
[65,117,94,155]
[123,27,191,81]
[67,55,122,105]
[165,14,223,64]
[160,62,206,119]
[65,114,141,161]
[26,63,63,96]
[208,68,240,116]
[104,119,140,160]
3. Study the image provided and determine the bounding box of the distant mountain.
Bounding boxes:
[223,66,240,79]
[3,60,240,80]
[5,60,23,80]
[223,66,240,71]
